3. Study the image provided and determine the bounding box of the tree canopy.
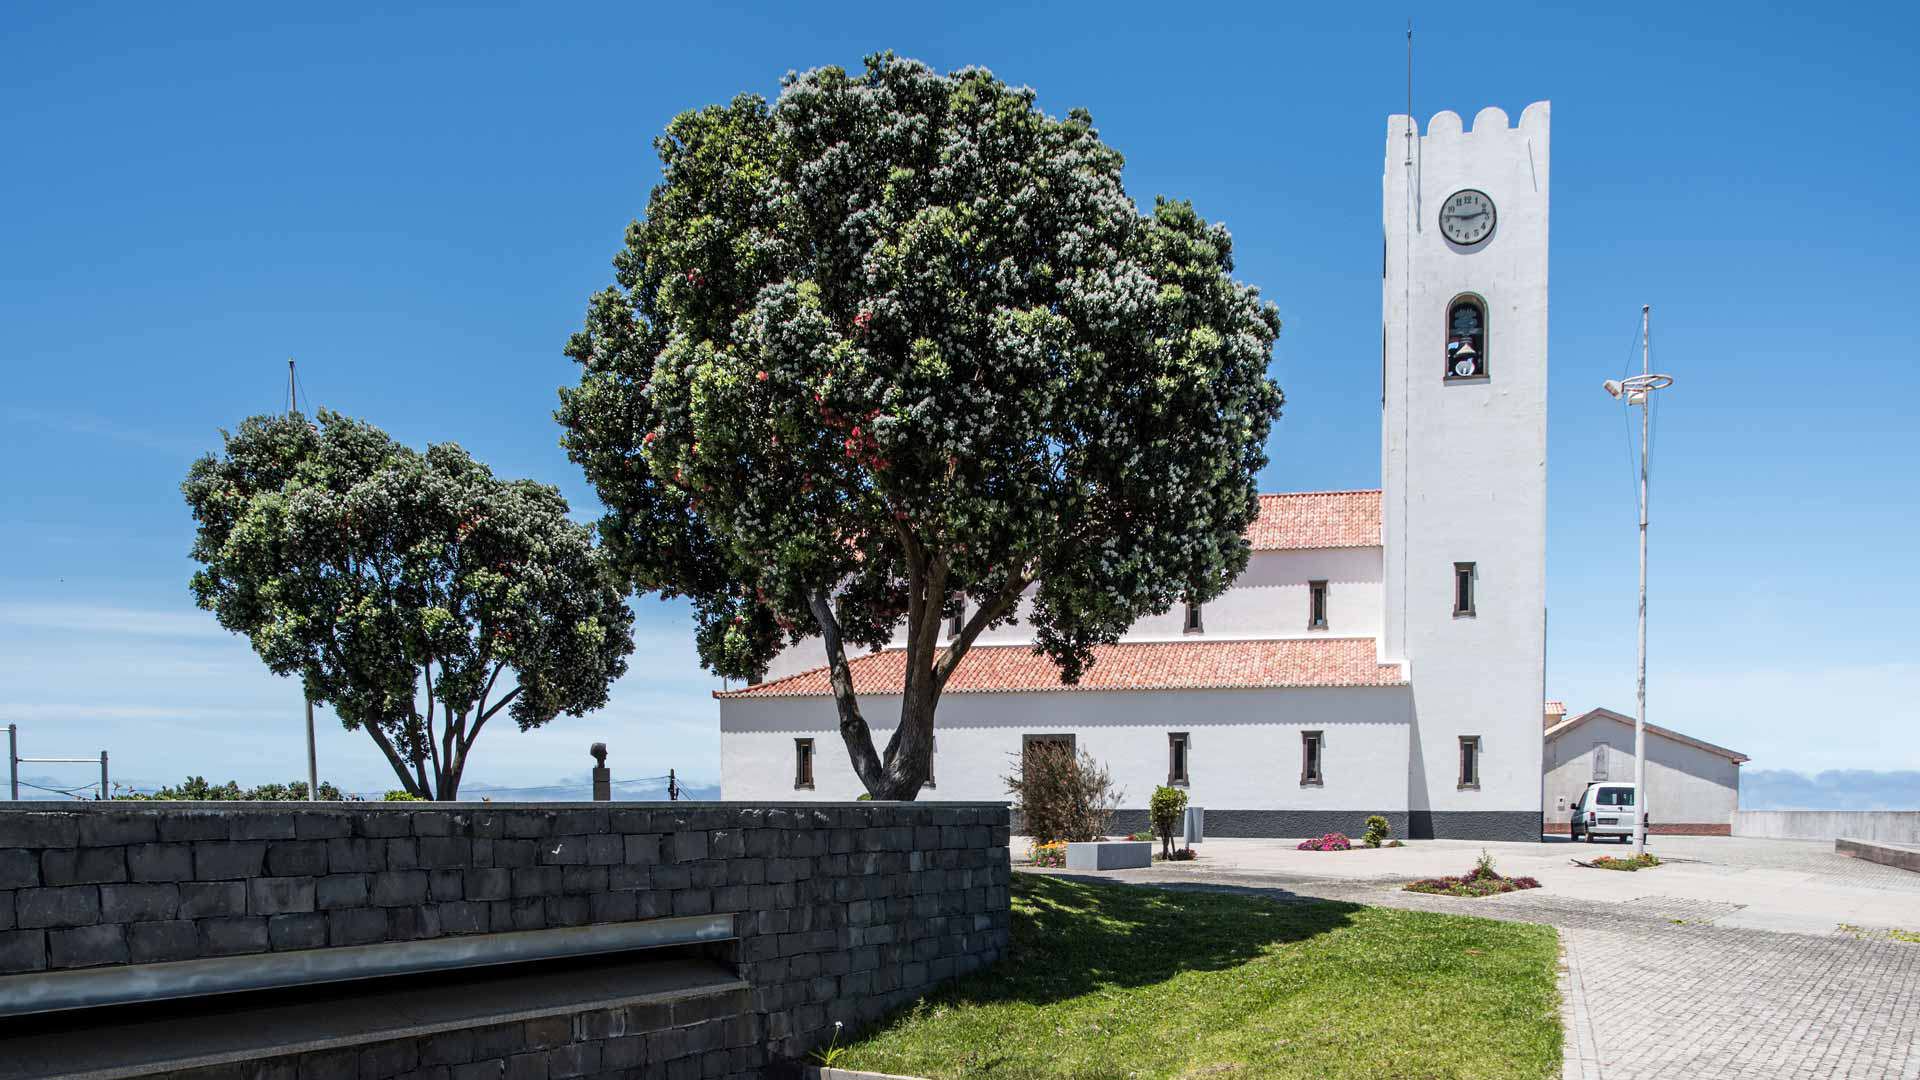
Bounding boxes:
[183,410,635,799]
[559,55,1282,798]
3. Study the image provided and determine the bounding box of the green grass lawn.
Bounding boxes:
[836,873,1561,1080]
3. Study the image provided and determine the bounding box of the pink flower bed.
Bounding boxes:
[1296,832,1352,851]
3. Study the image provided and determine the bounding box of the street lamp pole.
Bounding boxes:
[1604,306,1672,857]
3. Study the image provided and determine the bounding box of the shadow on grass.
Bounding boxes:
[937,872,1363,1009]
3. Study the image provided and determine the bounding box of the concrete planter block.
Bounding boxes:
[1836,837,1920,874]
[1064,841,1151,871]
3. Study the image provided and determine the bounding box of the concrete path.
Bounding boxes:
[1022,835,1920,1079]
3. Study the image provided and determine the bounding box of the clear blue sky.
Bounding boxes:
[3,2,1915,795]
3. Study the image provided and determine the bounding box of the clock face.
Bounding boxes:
[1440,189,1496,246]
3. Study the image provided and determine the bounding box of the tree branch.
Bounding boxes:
[934,574,1030,692]
[363,721,424,798]
[809,588,887,793]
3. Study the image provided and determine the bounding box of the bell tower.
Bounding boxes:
[1381,102,1549,839]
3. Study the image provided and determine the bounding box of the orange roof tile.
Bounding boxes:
[1545,700,1567,714]
[718,637,1405,698]
[1247,490,1381,550]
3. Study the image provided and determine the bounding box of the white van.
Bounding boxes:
[1568,781,1646,842]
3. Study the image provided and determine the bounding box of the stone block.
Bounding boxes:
[465,868,511,902]
[429,868,464,902]
[47,923,128,969]
[357,1041,418,1078]
[228,811,297,840]
[0,813,79,849]
[672,831,709,863]
[560,866,606,894]
[547,1042,600,1079]
[128,919,199,963]
[511,867,561,898]
[193,840,268,880]
[298,1047,359,1080]
[585,833,623,866]
[327,906,388,946]
[420,1029,475,1068]
[436,900,488,935]
[100,882,180,922]
[411,811,457,837]
[157,812,229,842]
[127,842,194,883]
[589,891,637,923]
[623,834,663,865]
[419,836,471,868]
[0,929,47,973]
[1064,840,1152,871]
[78,812,158,847]
[293,811,355,839]
[370,870,430,907]
[503,1052,547,1080]
[387,904,442,940]
[523,1015,572,1050]
[250,876,318,915]
[41,847,126,886]
[356,811,413,838]
[0,849,39,889]
[316,873,370,909]
[385,837,421,870]
[545,894,590,927]
[269,911,328,950]
[327,837,384,873]
[17,885,100,929]
[199,915,269,956]
[179,880,246,919]
[493,839,537,868]
[267,840,330,877]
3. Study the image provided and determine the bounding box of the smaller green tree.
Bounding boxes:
[1363,814,1391,848]
[183,410,636,799]
[1149,785,1190,858]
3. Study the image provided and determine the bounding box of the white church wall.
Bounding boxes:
[1383,103,1550,839]
[720,685,1414,836]
[752,546,1384,684]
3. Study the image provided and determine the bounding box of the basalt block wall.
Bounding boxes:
[0,801,1012,1078]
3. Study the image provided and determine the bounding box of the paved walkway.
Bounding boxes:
[1023,836,1920,1079]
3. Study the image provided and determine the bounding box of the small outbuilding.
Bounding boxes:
[1543,706,1749,835]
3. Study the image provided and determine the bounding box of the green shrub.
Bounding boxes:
[383,790,424,801]
[1363,814,1390,848]
[1148,785,1190,857]
[117,776,345,801]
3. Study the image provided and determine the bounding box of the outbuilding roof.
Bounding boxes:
[1544,707,1750,764]
[1247,490,1381,550]
[717,637,1406,699]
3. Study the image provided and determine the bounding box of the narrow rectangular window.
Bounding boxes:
[1168,732,1189,786]
[794,738,815,789]
[1308,580,1328,630]
[1301,731,1323,786]
[948,602,964,640]
[1184,602,1203,634]
[1454,562,1476,617]
[925,737,936,789]
[1458,736,1481,789]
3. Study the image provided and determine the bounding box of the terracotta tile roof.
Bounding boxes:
[1545,700,1567,714]
[717,637,1406,698]
[1247,490,1381,550]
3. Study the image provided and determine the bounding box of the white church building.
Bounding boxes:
[717,102,1552,841]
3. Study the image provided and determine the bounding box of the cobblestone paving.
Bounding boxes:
[1036,866,1920,1080]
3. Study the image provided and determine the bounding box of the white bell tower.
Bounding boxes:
[1381,102,1549,839]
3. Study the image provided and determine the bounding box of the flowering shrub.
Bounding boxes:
[1587,853,1662,871]
[1404,850,1542,897]
[1028,841,1067,868]
[1296,832,1352,852]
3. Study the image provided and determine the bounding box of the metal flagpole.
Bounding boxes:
[291,358,320,801]
[1633,307,1651,857]
[1602,309,1672,857]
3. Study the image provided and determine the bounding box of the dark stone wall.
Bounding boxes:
[0,801,1012,1078]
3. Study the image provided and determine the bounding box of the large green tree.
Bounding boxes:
[184,410,635,799]
[559,56,1283,799]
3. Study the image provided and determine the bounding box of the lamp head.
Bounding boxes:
[1602,379,1624,400]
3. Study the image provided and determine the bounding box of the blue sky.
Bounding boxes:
[3,2,1915,795]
